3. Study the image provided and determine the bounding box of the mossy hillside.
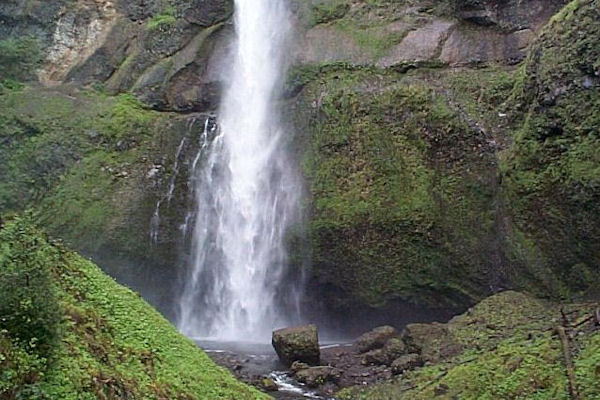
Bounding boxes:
[0,85,199,314]
[0,217,270,399]
[338,291,600,400]
[501,0,600,297]
[296,65,525,310]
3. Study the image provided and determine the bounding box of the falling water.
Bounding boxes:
[178,0,301,341]
[150,136,187,244]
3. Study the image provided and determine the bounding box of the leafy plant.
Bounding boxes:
[0,37,43,81]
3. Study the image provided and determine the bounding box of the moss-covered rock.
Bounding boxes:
[501,0,600,299]
[0,216,269,399]
[290,0,598,317]
[293,65,517,311]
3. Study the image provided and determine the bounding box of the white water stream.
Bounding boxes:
[178,0,301,342]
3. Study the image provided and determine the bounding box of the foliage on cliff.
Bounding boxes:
[294,0,599,312]
[501,0,600,298]
[0,84,199,314]
[0,216,269,400]
[294,64,539,310]
[0,37,43,82]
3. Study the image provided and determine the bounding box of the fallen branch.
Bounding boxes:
[556,325,580,400]
[572,315,594,329]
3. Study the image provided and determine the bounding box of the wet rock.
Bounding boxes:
[361,337,407,366]
[377,20,455,68]
[455,0,563,31]
[382,338,406,362]
[290,360,310,373]
[295,366,341,388]
[258,377,278,392]
[402,322,462,363]
[182,0,233,27]
[361,349,386,366]
[272,324,320,366]
[355,325,397,353]
[391,353,423,374]
[435,384,449,396]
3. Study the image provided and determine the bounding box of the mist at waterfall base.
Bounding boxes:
[176,0,304,343]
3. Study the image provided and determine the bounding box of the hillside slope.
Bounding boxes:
[0,216,269,400]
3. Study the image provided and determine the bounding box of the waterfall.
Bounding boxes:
[178,0,301,342]
[150,136,187,244]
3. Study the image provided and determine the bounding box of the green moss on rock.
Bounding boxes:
[0,85,198,315]
[501,0,600,298]
[297,66,513,310]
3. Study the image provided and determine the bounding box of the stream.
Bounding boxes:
[197,341,337,399]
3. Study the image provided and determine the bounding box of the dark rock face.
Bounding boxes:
[0,0,68,46]
[355,326,397,353]
[455,0,567,30]
[182,0,233,27]
[0,0,233,112]
[272,324,320,366]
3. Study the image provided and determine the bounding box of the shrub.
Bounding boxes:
[0,37,43,81]
[0,215,60,357]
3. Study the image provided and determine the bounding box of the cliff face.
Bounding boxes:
[0,0,232,108]
[289,0,598,316]
[0,0,597,321]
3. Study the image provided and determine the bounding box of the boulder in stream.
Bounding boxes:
[272,324,320,366]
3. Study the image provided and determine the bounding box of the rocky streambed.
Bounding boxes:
[198,322,450,399]
[199,292,600,400]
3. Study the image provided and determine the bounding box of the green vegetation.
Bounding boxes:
[0,84,191,303]
[0,87,158,214]
[147,14,177,31]
[294,0,599,311]
[501,0,600,297]
[147,5,177,31]
[0,216,269,399]
[311,0,350,25]
[0,36,43,82]
[296,65,519,309]
[338,291,599,400]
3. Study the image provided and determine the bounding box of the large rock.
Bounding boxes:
[391,353,423,375]
[402,322,462,363]
[355,325,397,353]
[361,337,407,366]
[272,324,320,366]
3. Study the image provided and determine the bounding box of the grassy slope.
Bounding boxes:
[338,291,600,400]
[0,217,270,399]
